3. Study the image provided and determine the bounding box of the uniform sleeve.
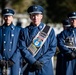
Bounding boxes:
[18,29,36,64]
[57,31,72,54]
[39,29,57,63]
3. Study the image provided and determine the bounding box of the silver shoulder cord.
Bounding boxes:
[73,30,76,46]
[65,30,76,50]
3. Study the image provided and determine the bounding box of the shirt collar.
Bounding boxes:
[29,22,44,30]
[3,23,15,30]
[69,26,76,31]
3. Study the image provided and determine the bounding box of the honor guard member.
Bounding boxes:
[18,5,57,75]
[0,9,21,75]
[56,19,71,75]
[56,12,76,75]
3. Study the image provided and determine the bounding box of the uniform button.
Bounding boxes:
[9,49,11,51]
[4,49,6,51]
[11,26,14,30]
[10,42,12,44]
[40,26,42,29]
[11,26,13,28]
[3,34,6,36]
[11,34,14,37]
[4,41,6,43]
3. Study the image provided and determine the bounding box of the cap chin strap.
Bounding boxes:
[4,13,13,16]
[29,11,42,14]
[65,25,71,27]
[69,16,76,19]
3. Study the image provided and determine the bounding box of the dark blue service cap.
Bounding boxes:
[68,12,76,19]
[62,19,70,27]
[2,8,15,16]
[27,5,44,14]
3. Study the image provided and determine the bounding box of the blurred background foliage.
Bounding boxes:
[11,0,33,13]
[0,0,76,23]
